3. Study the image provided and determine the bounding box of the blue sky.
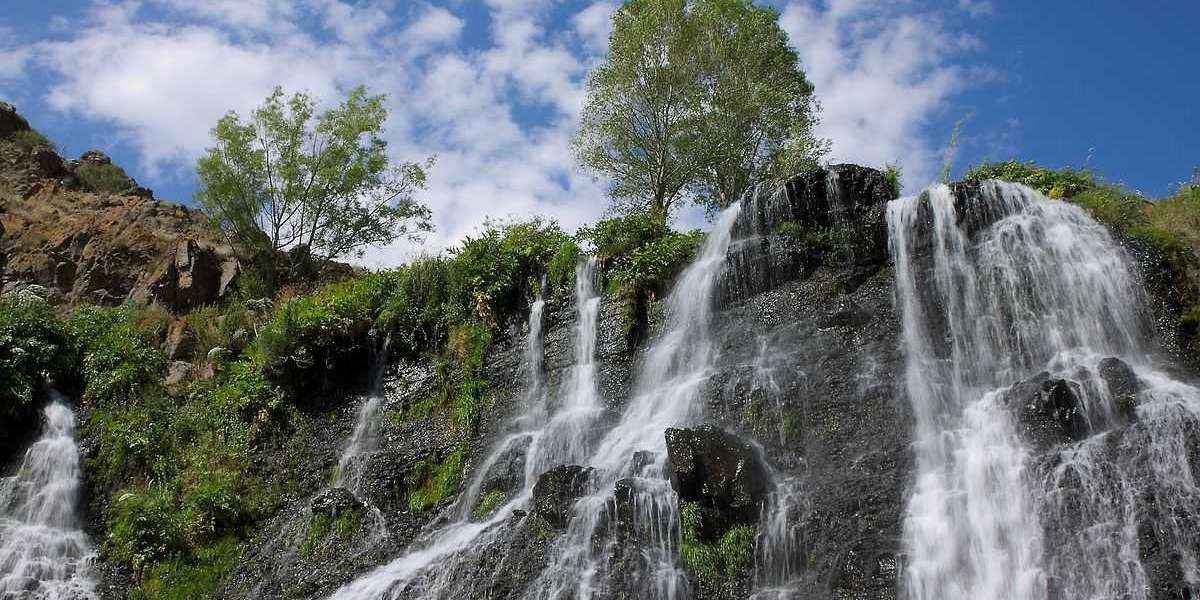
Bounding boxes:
[1,0,1197,264]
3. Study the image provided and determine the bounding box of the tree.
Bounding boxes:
[574,0,705,222]
[691,0,825,209]
[196,86,434,279]
[575,0,825,221]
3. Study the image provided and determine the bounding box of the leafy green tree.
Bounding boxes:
[575,0,705,222]
[691,0,825,208]
[196,86,434,277]
[575,0,824,221]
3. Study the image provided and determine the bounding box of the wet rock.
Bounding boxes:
[1007,373,1090,449]
[532,465,593,529]
[1099,357,1141,421]
[664,425,770,523]
[833,539,900,600]
[311,487,364,518]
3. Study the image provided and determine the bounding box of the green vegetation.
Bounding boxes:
[132,536,243,600]
[679,502,755,587]
[475,489,506,518]
[579,212,705,335]
[76,162,131,194]
[969,160,1200,360]
[406,443,467,513]
[196,86,434,292]
[11,128,52,152]
[883,162,903,197]
[300,508,364,559]
[964,160,1095,199]
[575,0,823,221]
[0,293,77,422]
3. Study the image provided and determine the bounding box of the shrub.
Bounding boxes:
[0,293,78,418]
[964,160,1095,198]
[447,218,570,327]
[883,162,902,197]
[578,212,671,260]
[378,257,452,358]
[11,128,52,153]
[133,537,243,600]
[66,305,164,406]
[609,230,705,296]
[254,272,395,397]
[76,162,131,194]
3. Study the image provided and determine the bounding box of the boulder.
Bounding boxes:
[0,101,30,137]
[311,487,364,519]
[532,465,593,529]
[150,239,239,313]
[164,319,196,360]
[1099,357,1141,421]
[664,424,771,523]
[32,148,67,178]
[1006,373,1090,449]
[79,149,113,166]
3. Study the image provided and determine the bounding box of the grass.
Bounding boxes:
[679,502,754,587]
[475,489,506,518]
[406,443,467,513]
[299,508,364,559]
[76,162,131,194]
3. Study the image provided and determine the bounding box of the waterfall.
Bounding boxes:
[530,203,742,600]
[888,180,1200,599]
[0,398,97,599]
[334,334,392,495]
[328,257,602,599]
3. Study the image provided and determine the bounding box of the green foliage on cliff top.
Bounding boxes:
[964,160,1096,199]
[76,162,132,194]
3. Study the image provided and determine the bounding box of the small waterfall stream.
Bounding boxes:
[531,203,743,599]
[889,181,1200,599]
[0,398,97,599]
[329,258,603,599]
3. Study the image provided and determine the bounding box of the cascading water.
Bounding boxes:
[889,180,1200,599]
[0,398,97,599]
[329,258,603,599]
[335,334,392,495]
[531,203,742,600]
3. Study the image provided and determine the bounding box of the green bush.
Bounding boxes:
[254,272,395,396]
[1070,186,1147,236]
[579,212,671,259]
[964,160,1095,199]
[378,257,452,358]
[446,218,570,327]
[609,230,705,295]
[546,239,581,299]
[66,305,164,405]
[76,162,131,194]
[883,162,902,197]
[0,293,78,419]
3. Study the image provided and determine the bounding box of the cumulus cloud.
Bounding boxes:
[780,0,975,188]
[20,0,977,264]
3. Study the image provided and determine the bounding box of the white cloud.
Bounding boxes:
[780,0,972,189]
[21,0,977,264]
[958,0,994,18]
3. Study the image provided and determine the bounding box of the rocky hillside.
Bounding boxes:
[0,102,240,311]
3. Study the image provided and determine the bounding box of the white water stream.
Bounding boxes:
[329,258,603,599]
[0,399,97,599]
[890,181,1200,599]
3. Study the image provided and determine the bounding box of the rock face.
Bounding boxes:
[311,487,365,518]
[531,465,593,528]
[664,425,770,523]
[1007,374,1091,449]
[0,103,241,310]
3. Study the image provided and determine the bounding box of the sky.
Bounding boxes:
[1,0,1198,266]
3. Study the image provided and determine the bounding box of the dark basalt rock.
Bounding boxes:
[532,465,594,529]
[1099,356,1141,422]
[1007,373,1090,449]
[311,487,364,518]
[722,164,896,304]
[664,424,770,523]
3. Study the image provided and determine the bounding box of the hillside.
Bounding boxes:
[0,101,239,311]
